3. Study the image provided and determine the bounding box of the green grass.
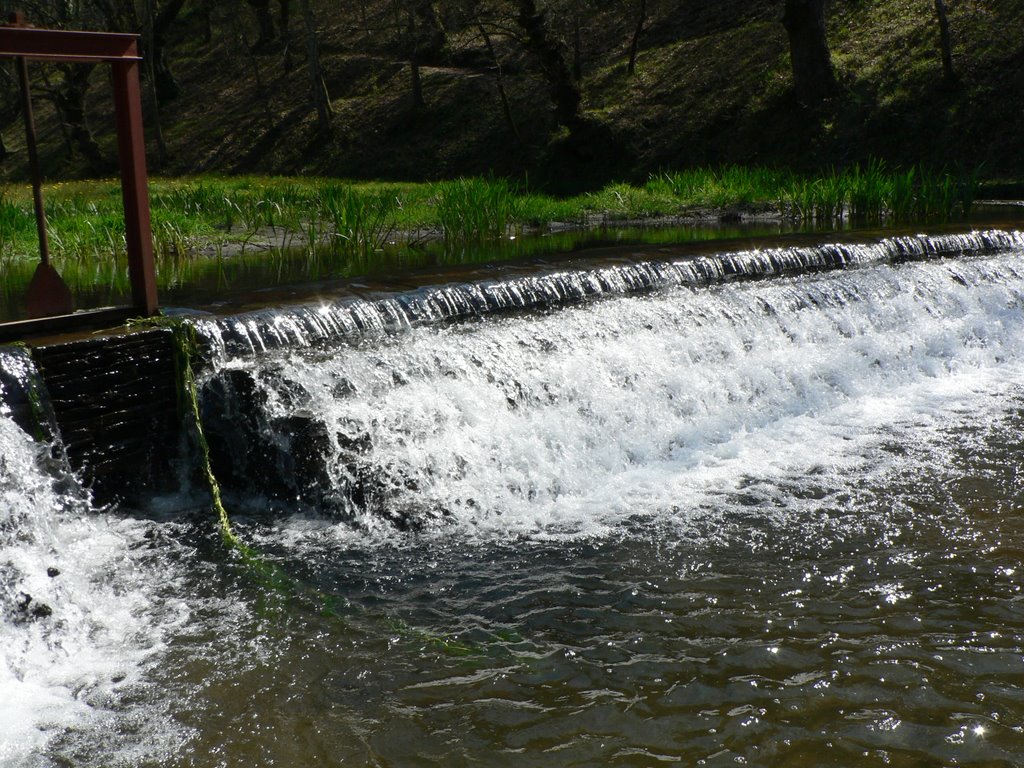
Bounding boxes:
[648,161,980,222]
[647,166,796,208]
[0,165,983,318]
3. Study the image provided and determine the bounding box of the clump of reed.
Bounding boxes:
[648,165,796,208]
[315,184,399,255]
[0,188,34,252]
[650,161,980,222]
[433,176,520,243]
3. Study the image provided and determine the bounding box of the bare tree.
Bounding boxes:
[475,17,520,141]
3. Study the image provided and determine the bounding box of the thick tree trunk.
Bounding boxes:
[151,0,188,101]
[55,64,107,172]
[515,0,583,133]
[782,0,836,106]
[404,0,444,109]
[279,0,291,40]
[248,0,276,49]
[934,0,956,83]
[413,0,445,62]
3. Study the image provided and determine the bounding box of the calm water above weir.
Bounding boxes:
[3,230,1024,766]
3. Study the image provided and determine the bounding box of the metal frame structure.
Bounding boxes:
[0,16,158,341]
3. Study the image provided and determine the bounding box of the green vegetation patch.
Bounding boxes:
[0,165,981,317]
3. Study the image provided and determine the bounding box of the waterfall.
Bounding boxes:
[191,230,1024,536]
[0,352,193,764]
[194,230,1024,358]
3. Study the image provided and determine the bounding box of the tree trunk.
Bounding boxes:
[55,64,107,172]
[40,69,74,156]
[199,0,213,44]
[279,0,292,39]
[934,0,956,83]
[409,58,424,110]
[413,0,445,62]
[248,0,276,50]
[478,22,520,143]
[151,0,188,101]
[627,0,647,76]
[515,0,583,133]
[572,9,582,81]
[279,0,293,70]
[782,0,836,106]
[0,66,17,159]
[299,0,332,132]
[406,7,425,110]
[240,28,276,130]
[143,0,168,166]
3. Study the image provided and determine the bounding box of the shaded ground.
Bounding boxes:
[1,0,1022,190]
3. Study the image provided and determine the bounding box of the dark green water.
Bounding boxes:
[3,204,1021,321]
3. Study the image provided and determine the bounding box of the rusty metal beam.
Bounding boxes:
[0,26,140,62]
[0,307,139,344]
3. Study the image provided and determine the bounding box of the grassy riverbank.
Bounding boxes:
[0,163,988,315]
[1,162,981,269]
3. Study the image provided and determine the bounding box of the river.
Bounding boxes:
[2,231,1023,766]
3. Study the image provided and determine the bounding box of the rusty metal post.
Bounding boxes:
[111,53,158,316]
[15,55,50,268]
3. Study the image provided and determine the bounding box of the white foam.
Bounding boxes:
[0,416,192,765]
[236,255,1024,544]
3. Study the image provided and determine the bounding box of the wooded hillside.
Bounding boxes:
[1,0,1021,191]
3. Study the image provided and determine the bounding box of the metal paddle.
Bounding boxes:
[17,54,73,319]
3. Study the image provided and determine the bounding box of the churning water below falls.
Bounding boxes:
[3,232,1024,767]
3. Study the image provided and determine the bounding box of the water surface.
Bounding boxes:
[2,233,1024,766]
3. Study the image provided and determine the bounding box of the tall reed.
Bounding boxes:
[653,162,980,222]
[317,184,399,256]
[434,177,520,243]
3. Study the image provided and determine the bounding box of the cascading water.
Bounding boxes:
[194,230,1024,357]
[0,353,236,766]
[4,230,1024,766]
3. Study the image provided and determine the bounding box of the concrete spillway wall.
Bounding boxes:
[2,329,182,502]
